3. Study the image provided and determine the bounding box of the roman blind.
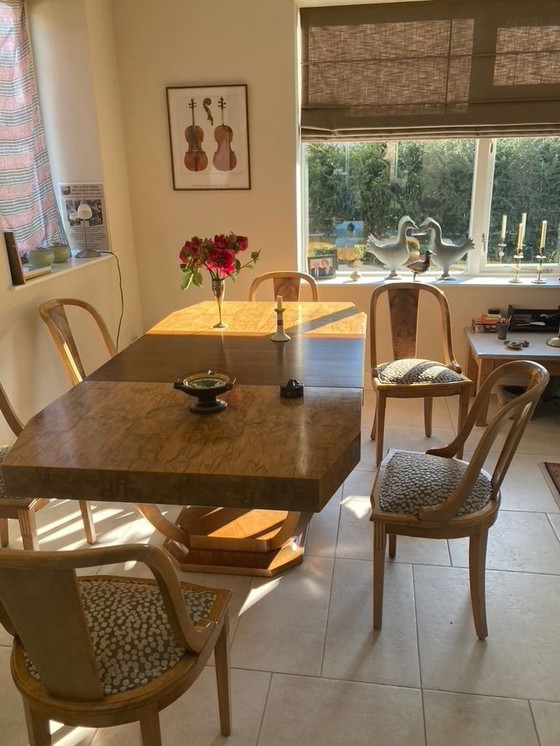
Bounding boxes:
[300,0,560,141]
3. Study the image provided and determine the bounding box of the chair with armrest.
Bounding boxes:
[0,381,95,549]
[0,543,231,745]
[248,271,319,301]
[369,281,473,466]
[39,298,117,386]
[370,360,549,639]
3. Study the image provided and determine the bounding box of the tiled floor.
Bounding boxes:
[1,391,560,745]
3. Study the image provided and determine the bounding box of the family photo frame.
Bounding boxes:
[166,84,251,190]
[308,252,337,280]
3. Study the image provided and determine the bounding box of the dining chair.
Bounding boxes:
[370,360,549,639]
[0,543,231,745]
[39,298,117,387]
[248,270,319,301]
[369,281,472,466]
[0,381,95,549]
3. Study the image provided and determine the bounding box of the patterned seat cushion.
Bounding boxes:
[375,359,464,385]
[378,451,492,517]
[25,577,218,696]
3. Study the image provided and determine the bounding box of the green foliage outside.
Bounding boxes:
[306,138,560,266]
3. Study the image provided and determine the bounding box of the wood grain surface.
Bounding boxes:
[3,382,362,513]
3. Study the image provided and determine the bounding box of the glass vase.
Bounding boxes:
[211,278,227,329]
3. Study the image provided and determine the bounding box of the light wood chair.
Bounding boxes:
[371,360,549,639]
[0,543,231,745]
[369,282,473,466]
[39,298,117,387]
[0,382,95,549]
[248,271,319,301]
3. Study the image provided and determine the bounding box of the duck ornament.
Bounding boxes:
[365,215,418,280]
[419,217,475,280]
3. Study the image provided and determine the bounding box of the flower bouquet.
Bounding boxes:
[179,232,260,328]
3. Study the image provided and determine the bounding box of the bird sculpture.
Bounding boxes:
[406,250,432,282]
[365,215,418,280]
[419,217,475,280]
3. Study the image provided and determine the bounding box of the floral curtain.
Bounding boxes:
[0,0,65,252]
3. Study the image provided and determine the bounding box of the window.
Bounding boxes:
[0,0,65,253]
[304,137,560,276]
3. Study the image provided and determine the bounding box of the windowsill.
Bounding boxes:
[316,271,560,288]
[11,253,111,289]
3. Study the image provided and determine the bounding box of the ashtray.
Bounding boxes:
[505,340,529,350]
[280,379,304,398]
[174,370,235,413]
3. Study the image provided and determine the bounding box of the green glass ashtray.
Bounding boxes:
[174,370,235,413]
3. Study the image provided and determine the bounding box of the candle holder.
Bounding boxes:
[531,254,547,284]
[497,240,506,263]
[271,307,291,342]
[508,251,524,283]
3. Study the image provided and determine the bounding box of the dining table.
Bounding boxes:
[3,300,366,576]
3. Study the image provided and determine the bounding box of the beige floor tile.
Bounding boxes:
[322,558,420,687]
[415,565,560,700]
[230,557,333,676]
[387,535,453,566]
[362,393,455,430]
[448,510,560,574]
[494,454,560,512]
[336,496,372,560]
[91,668,270,746]
[305,486,342,558]
[378,425,457,461]
[548,512,560,541]
[342,468,376,498]
[530,700,560,746]
[424,690,539,746]
[258,673,424,746]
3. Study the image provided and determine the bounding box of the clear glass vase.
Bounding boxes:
[211,278,227,329]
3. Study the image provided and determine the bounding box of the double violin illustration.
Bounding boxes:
[183,97,237,173]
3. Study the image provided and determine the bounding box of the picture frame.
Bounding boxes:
[166,84,251,190]
[3,231,25,286]
[308,252,337,280]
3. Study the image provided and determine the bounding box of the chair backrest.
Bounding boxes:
[248,271,319,301]
[0,543,215,701]
[39,298,117,386]
[369,282,459,370]
[0,382,23,438]
[419,360,549,522]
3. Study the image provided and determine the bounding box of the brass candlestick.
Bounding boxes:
[531,254,547,284]
[497,240,506,263]
[509,251,523,283]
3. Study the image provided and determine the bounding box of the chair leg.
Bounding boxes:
[0,517,8,547]
[373,394,387,466]
[214,618,231,736]
[18,509,39,551]
[424,397,433,437]
[22,699,52,745]
[456,387,471,460]
[469,528,489,640]
[79,501,96,544]
[139,705,163,746]
[388,533,397,558]
[373,521,387,630]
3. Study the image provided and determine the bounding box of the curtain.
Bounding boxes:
[0,0,65,252]
[300,0,560,141]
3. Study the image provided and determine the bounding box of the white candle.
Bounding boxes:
[520,212,527,246]
[539,220,547,249]
[500,214,507,241]
[276,295,283,311]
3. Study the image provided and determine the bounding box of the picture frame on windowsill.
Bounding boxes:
[308,252,337,280]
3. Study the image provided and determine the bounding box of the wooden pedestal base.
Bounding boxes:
[137,504,313,577]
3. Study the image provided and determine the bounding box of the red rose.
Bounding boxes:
[236,235,248,251]
[213,234,229,250]
[206,248,236,276]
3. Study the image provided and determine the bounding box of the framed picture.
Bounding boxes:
[308,252,337,280]
[3,231,25,286]
[166,84,251,190]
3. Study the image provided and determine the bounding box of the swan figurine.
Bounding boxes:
[365,215,418,280]
[419,217,475,280]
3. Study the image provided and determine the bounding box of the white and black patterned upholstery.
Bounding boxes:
[375,359,464,385]
[25,577,217,696]
[378,450,492,517]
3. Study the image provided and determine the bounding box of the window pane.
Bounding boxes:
[488,137,560,266]
[306,140,475,275]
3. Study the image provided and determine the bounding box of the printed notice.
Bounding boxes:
[59,183,110,254]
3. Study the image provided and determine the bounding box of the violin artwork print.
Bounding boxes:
[213,97,237,172]
[167,84,251,190]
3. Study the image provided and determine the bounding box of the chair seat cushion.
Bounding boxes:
[378,450,492,517]
[25,577,218,696]
[376,359,464,385]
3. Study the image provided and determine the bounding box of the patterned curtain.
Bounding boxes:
[0,0,65,252]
